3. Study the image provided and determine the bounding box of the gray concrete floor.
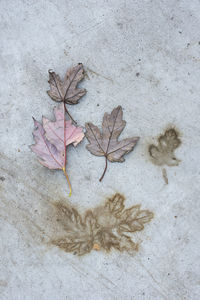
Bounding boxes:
[0,0,200,299]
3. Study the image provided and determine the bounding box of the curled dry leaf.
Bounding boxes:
[52,193,153,256]
[85,106,139,181]
[47,63,86,123]
[31,103,84,196]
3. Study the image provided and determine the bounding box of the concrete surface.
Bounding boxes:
[0,0,200,299]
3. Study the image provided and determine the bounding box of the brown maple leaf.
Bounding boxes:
[47,63,86,123]
[85,106,139,181]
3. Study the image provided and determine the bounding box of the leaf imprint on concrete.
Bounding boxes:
[51,193,153,256]
[148,128,181,183]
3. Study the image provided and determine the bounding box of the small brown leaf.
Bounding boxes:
[47,63,86,122]
[85,106,139,181]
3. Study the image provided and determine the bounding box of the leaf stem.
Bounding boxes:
[63,102,71,197]
[64,103,77,124]
[63,167,72,197]
[99,156,108,182]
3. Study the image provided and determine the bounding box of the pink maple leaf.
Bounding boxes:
[42,105,84,153]
[31,103,84,196]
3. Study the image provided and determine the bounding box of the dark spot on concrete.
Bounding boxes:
[84,175,91,181]
[179,31,182,34]
[0,176,5,181]
[136,72,140,77]
[0,280,8,287]
[97,103,99,107]
[64,50,68,56]
[117,22,123,29]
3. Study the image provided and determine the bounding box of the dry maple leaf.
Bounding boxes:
[47,63,86,123]
[31,103,84,196]
[52,193,153,256]
[85,106,139,181]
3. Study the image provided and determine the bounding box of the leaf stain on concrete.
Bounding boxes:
[50,193,153,256]
[148,128,181,184]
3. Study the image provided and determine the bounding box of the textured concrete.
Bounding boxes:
[0,0,200,299]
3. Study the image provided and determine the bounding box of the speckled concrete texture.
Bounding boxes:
[0,1,200,299]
